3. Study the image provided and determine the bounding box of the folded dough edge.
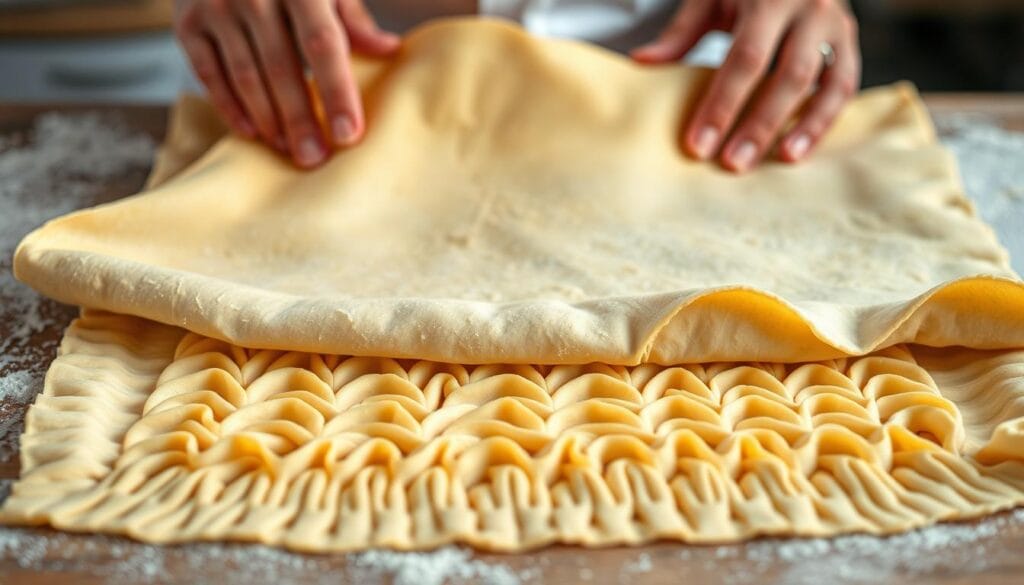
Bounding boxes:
[12,18,1024,365]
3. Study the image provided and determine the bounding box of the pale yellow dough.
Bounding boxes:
[5,18,1024,552]
[3,310,1024,551]
[13,19,1024,365]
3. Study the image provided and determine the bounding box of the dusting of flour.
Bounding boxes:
[937,114,1024,275]
[0,503,1021,584]
[0,112,1023,584]
[0,112,155,459]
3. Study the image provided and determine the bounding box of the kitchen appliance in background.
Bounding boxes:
[0,0,197,103]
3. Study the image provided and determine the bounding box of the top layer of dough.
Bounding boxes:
[13,18,1024,364]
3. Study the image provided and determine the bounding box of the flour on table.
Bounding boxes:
[0,112,154,460]
[348,548,522,585]
[0,508,1022,584]
[938,114,1024,275]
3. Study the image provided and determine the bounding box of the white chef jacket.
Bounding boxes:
[369,0,731,63]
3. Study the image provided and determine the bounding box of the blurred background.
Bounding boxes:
[0,0,1021,104]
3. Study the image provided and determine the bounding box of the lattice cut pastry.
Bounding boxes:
[4,310,1024,551]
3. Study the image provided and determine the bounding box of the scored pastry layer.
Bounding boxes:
[4,310,1024,551]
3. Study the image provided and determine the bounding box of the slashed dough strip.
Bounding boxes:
[4,310,1024,551]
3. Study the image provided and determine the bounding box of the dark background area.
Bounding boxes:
[853,0,1024,91]
[0,0,1021,104]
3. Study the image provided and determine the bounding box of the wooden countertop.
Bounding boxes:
[0,93,1022,585]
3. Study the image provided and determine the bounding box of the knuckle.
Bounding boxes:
[257,115,280,135]
[804,118,828,138]
[743,0,783,16]
[805,106,838,136]
[731,42,769,73]
[211,95,239,117]
[834,75,858,97]
[234,0,268,15]
[740,120,774,145]
[204,0,232,17]
[842,13,859,37]
[174,9,202,36]
[665,18,691,38]
[704,105,737,130]
[193,62,221,84]
[228,59,261,87]
[808,0,830,13]
[262,58,292,81]
[302,25,344,60]
[280,109,315,134]
[781,59,818,89]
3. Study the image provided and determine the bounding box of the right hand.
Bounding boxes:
[174,0,400,168]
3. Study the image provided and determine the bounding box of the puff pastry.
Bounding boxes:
[13,19,1024,365]
[4,19,1024,552]
[4,310,1024,551]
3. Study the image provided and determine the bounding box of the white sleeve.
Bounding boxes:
[368,0,731,61]
[481,0,674,51]
[480,0,730,60]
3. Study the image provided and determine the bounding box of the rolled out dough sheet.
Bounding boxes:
[13,18,1024,366]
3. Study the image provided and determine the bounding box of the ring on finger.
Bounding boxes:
[818,41,836,68]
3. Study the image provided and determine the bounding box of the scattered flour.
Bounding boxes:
[349,547,522,585]
[0,112,155,460]
[0,508,1021,584]
[619,550,653,581]
[937,114,1024,275]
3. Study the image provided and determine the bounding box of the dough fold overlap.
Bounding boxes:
[13,19,1024,365]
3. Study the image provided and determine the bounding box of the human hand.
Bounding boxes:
[174,0,400,168]
[632,0,861,172]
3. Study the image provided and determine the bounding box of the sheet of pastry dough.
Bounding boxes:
[13,18,1024,366]
[3,310,1023,551]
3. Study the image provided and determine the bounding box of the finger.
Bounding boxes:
[720,12,831,172]
[242,2,327,167]
[780,20,861,162]
[288,0,364,148]
[205,10,285,151]
[337,0,401,56]
[178,31,256,139]
[684,5,796,161]
[631,0,714,64]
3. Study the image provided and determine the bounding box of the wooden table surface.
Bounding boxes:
[0,94,1022,585]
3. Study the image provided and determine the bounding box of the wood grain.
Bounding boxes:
[0,95,1021,585]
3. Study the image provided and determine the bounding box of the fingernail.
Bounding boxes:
[693,126,719,160]
[729,140,758,172]
[787,133,811,160]
[296,137,325,167]
[332,115,357,146]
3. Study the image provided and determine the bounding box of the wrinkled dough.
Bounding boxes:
[12,18,1024,365]
[4,311,1024,551]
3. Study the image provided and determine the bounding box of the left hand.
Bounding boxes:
[632,0,861,172]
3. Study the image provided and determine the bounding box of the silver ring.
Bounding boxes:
[819,41,836,68]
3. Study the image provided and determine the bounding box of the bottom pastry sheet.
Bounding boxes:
[3,310,1024,552]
